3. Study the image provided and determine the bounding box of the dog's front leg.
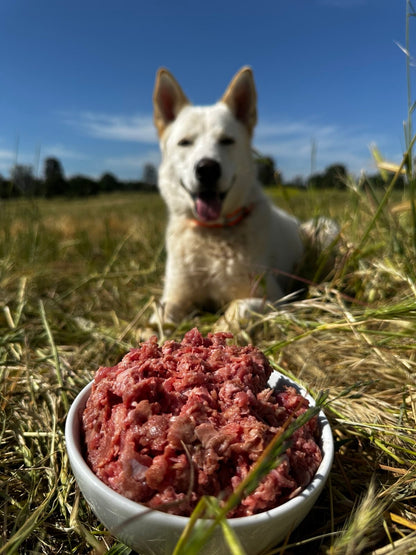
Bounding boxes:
[150,293,194,325]
[159,297,195,324]
[158,265,200,324]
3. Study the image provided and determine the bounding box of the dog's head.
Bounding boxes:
[153,67,258,223]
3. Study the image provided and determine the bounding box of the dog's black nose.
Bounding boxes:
[195,158,221,187]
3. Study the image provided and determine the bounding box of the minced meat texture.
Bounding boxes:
[82,328,322,517]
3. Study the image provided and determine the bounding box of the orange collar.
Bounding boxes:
[190,203,254,228]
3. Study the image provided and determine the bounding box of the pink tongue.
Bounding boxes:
[195,196,222,221]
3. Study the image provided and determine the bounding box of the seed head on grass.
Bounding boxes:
[327,481,388,555]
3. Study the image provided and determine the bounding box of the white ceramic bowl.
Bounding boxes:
[66,372,333,555]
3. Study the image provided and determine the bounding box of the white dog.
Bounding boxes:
[153,66,337,323]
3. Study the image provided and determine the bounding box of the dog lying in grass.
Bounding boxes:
[153,66,338,323]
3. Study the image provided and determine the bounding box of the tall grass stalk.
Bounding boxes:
[363,134,416,251]
[405,0,416,251]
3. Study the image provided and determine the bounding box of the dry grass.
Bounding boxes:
[1,184,416,554]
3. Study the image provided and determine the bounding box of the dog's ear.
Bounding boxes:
[221,66,257,135]
[153,68,190,137]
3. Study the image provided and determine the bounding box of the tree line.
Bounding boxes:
[257,156,406,190]
[0,156,404,199]
[0,159,158,199]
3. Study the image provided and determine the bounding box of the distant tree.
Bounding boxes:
[0,173,11,198]
[274,169,284,187]
[142,163,158,186]
[308,172,324,189]
[365,172,405,190]
[256,156,276,186]
[99,172,119,193]
[285,175,306,189]
[44,157,66,196]
[324,164,347,189]
[67,175,98,197]
[10,164,35,195]
[364,173,385,189]
[308,164,347,189]
[124,179,146,192]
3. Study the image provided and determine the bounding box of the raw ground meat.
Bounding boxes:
[82,328,322,517]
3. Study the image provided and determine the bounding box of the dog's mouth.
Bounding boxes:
[180,178,235,223]
[194,192,225,222]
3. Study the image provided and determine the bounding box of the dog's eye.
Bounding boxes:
[178,138,193,147]
[219,137,235,146]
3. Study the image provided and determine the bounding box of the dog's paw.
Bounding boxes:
[148,302,163,325]
[226,298,268,320]
[149,301,175,327]
[149,299,191,328]
[212,298,268,333]
[213,297,275,334]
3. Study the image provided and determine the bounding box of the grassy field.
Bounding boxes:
[1,184,416,554]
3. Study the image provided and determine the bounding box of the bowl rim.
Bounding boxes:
[65,371,333,528]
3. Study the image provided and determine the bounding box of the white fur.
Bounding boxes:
[153,67,307,323]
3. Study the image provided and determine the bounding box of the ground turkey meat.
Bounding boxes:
[83,328,322,517]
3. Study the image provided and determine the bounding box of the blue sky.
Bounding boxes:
[0,0,413,182]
